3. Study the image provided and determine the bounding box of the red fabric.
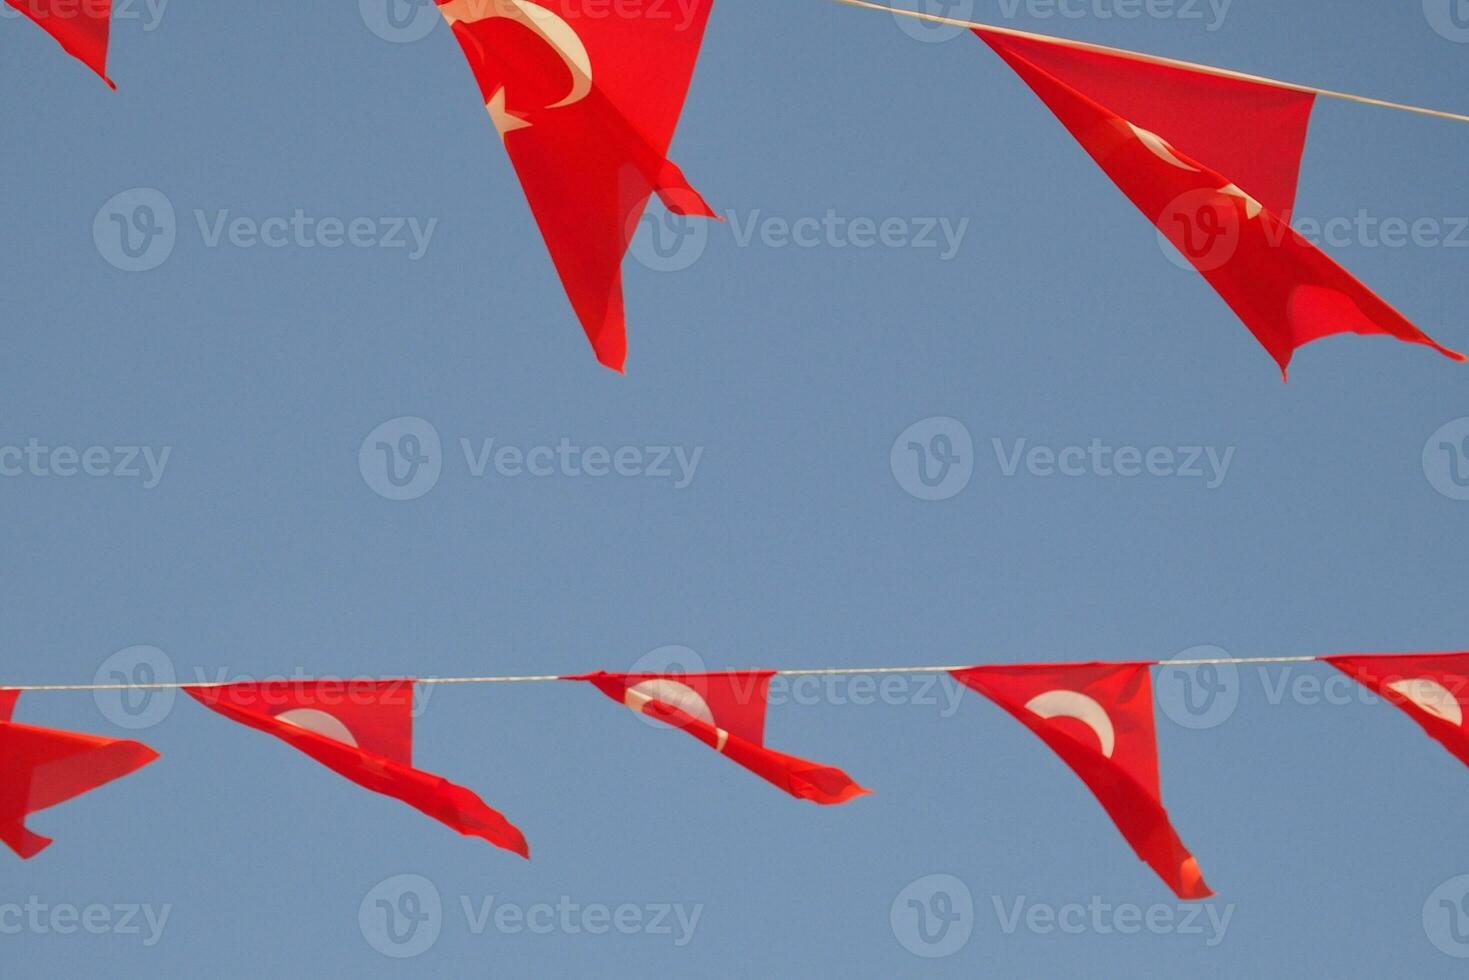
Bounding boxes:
[1328,653,1469,769]
[185,680,528,858]
[978,29,1462,377]
[0,691,158,859]
[952,662,1211,899]
[6,0,114,88]
[439,0,717,371]
[569,671,869,804]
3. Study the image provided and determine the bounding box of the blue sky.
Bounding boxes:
[3,0,1469,975]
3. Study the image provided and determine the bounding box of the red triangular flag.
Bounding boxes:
[952,662,1211,899]
[1328,653,1469,769]
[5,0,114,88]
[0,690,159,859]
[438,0,717,371]
[568,671,869,804]
[185,680,528,857]
[977,29,1462,377]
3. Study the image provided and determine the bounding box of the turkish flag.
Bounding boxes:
[185,680,528,857]
[439,0,717,371]
[977,29,1462,377]
[568,671,869,804]
[953,662,1211,899]
[1328,653,1469,770]
[0,690,158,859]
[5,0,114,87]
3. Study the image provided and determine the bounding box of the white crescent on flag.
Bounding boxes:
[275,708,360,747]
[1024,689,1117,758]
[624,679,730,752]
[1386,678,1465,727]
[439,0,594,134]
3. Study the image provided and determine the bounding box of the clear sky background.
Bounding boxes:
[3,0,1469,975]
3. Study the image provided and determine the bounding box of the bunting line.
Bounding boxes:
[836,0,1469,125]
[0,655,1328,691]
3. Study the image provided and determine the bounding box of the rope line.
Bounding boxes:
[0,655,1328,692]
[837,0,1469,125]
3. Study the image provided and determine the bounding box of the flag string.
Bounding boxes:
[836,0,1469,125]
[0,655,1328,692]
